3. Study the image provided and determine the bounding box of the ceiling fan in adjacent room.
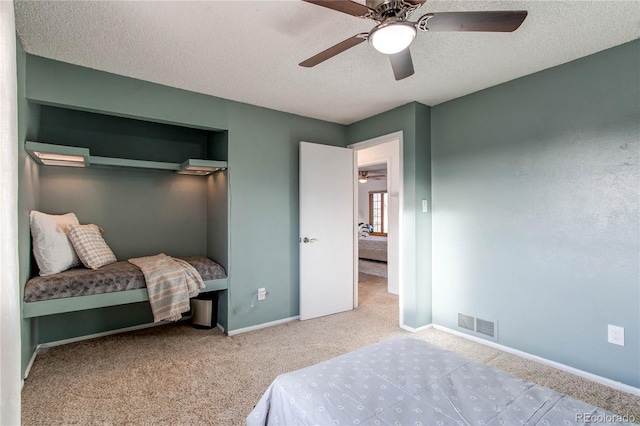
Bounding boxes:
[358,170,385,183]
[299,0,528,80]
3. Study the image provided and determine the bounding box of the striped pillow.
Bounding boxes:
[66,224,117,269]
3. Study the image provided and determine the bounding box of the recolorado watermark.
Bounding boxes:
[575,412,636,424]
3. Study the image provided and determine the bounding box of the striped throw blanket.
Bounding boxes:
[128,254,205,322]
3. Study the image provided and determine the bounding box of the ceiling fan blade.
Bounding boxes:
[389,48,414,81]
[300,34,367,67]
[301,0,373,18]
[418,11,528,32]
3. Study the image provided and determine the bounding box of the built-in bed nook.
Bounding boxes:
[21,105,230,346]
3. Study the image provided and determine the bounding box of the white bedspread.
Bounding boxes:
[129,253,204,322]
[247,337,633,425]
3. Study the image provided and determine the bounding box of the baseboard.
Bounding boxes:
[227,315,299,336]
[433,324,640,397]
[400,323,433,333]
[23,349,38,380]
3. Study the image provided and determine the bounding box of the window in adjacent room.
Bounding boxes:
[369,191,388,236]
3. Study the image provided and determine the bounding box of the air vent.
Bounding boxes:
[476,318,495,338]
[458,313,475,331]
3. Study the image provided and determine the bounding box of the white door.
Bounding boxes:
[300,142,354,321]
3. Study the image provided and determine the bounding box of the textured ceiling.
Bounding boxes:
[14,0,640,125]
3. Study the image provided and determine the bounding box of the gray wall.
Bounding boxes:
[225,103,346,330]
[37,105,213,161]
[207,170,229,330]
[347,102,433,329]
[38,167,209,260]
[431,40,639,387]
[34,105,214,260]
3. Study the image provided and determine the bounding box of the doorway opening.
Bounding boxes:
[357,162,391,309]
[349,132,403,327]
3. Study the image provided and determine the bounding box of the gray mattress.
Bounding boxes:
[247,337,633,425]
[24,256,226,303]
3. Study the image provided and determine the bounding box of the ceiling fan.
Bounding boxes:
[299,0,528,80]
[359,170,385,183]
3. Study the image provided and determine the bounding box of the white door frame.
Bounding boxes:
[348,131,404,329]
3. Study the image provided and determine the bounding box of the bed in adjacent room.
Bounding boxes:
[358,235,387,262]
[247,337,633,426]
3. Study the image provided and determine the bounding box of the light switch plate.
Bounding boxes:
[422,199,428,213]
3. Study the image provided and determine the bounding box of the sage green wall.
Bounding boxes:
[25,57,229,130]
[431,40,640,387]
[37,304,154,343]
[38,105,211,162]
[22,55,346,342]
[207,171,229,331]
[17,40,39,376]
[346,102,433,329]
[38,167,209,260]
[225,103,345,330]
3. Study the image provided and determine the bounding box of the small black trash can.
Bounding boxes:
[191,291,219,329]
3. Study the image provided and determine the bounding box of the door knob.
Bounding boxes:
[302,237,318,243]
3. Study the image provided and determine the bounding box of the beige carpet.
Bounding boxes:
[22,273,639,425]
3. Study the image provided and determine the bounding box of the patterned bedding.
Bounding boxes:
[247,337,633,426]
[358,235,387,252]
[24,256,226,303]
[359,235,387,261]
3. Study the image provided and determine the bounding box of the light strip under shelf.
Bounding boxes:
[25,141,90,168]
[177,159,227,176]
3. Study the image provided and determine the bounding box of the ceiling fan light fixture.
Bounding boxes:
[358,171,368,183]
[369,21,417,55]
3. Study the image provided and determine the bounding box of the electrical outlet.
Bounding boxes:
[608,324,624,346]
[257,288,266,301]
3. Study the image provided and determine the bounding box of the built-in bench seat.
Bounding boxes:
[23,256,227,318]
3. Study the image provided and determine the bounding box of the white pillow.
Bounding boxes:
[30,211,81,276]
